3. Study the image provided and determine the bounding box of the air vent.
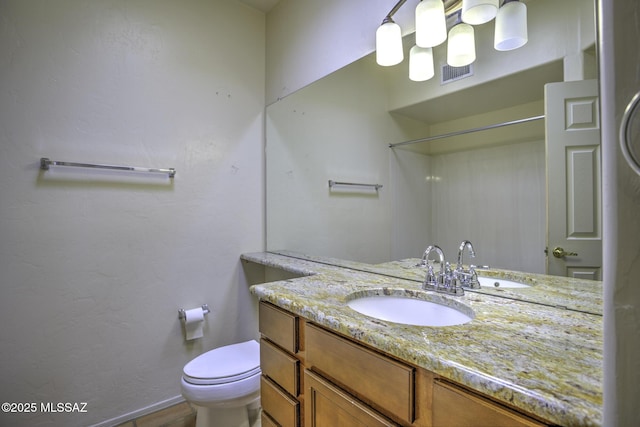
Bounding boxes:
[440,63,474,85]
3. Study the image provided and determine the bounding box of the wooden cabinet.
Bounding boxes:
[305,323,415,425]
[432,380,546,427]
[259,301,299,354]
[261,337,300,397]
[261,375,300,427]
[304,369,398,427]
[259,302,304,426]
[258,301,550,427]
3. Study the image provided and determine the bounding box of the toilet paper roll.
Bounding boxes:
[183,307,205,340]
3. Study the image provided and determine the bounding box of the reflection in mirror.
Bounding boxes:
[266,0,597,277]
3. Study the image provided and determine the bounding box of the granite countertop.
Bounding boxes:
[268,249,603,315]
[243,251,602,427]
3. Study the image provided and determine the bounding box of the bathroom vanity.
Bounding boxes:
[243,251,602,427]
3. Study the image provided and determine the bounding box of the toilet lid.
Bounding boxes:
[183,340,260,386]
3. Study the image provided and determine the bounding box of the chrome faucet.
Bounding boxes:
[422,245,464,295]
[454,240,481,289]
[416,245,437,267]
[457,240,475,267]
[422,244,445,275]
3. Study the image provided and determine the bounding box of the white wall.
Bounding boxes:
[390,149,432,261]
[0,1,264,426]
[266,54,431,263]
[265,0,415,104]
[430,140,546,272]
[266,49,545,270]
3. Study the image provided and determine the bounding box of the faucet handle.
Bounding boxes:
[427,265,437,283]
[444,261,452,273]
[440,262,451,284]
[444,265,465,296]
[423,265,438,291]
[465,265,481,289]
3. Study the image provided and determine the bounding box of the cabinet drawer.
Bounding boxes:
[304,369,398,427]
[260,337,300,397]
[259,302,298,354]
[261,411,279,427]
[261,376,300,427]
[433,380,547,427]
[305,323,415,425]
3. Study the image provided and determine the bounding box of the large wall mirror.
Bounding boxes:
[266,0,599,286]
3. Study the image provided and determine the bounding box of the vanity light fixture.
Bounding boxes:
[461,0,499,25]
[447,11,476,67]
[494,0,528,51]
[409,45,435,81]
[375,0,528,79]
[415,0,447,48]
[376,16,405,66]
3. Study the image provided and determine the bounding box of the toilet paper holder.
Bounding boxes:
[178,304,210,320]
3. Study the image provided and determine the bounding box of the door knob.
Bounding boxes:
[552,247,578,258]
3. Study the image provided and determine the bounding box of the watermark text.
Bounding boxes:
[2,402,88,413]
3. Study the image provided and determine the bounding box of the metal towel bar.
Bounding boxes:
[328,180,383,190]
[40,157,176,178]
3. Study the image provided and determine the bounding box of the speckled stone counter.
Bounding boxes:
[268,250,603,315]
[242,251,602,427]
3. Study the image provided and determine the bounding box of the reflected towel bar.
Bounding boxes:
[328,180,383,190]
[40,158,176,178]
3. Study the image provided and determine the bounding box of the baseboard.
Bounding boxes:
[88,395,185,427]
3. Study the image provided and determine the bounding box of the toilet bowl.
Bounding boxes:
[181,340,261,427]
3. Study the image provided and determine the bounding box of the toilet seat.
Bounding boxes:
[182,340,260,386]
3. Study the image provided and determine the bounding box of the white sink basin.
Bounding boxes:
[477,276,530,289]
[346,292,473,327]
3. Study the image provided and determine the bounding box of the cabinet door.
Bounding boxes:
[304,369,399,427]
[433,380,547,427]
[305,323,414,424]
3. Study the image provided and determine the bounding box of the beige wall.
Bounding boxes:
[265,0,412,105]
[266,55,399,263]
[265,51,546,270]
[0,1,264,425]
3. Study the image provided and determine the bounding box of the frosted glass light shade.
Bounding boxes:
[461,0,499,25]
[376,20,404,66]
[409,46,435,81]
[447,23,476,67]
[494,1,528,51]
[415,0,447,48]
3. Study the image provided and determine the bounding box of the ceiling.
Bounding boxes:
[237,0,280,13]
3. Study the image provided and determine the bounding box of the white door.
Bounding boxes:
[545,79,602,279]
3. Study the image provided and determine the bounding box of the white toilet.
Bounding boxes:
[181,340,261,427]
